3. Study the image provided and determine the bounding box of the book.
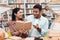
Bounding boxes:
[15,21,32,31]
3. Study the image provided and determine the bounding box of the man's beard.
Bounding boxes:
[34,14,41,19]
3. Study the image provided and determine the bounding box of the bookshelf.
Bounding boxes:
[50,0,60,2]
[0,0,8,4]
[49,0,60,18]
[1,0,60,28]
[0,6,12,29]
[8,1,40,16]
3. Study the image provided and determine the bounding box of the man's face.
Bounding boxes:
[33,8,41,18]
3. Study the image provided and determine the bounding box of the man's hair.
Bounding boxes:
[33,4,42,11]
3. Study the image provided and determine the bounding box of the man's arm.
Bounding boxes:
[41,20,49,35]
[33,25,41,32]
[33,19,49,35]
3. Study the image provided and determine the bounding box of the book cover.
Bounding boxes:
[15,21,32,31]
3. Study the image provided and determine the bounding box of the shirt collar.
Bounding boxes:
[33,15,43,20]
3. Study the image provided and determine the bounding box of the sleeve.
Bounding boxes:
[6,21,20,36]
[41,19,49,35]
[9,23,20,36]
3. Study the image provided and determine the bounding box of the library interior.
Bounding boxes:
[0,0,60,40]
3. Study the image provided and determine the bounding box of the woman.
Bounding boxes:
[6,8,28,38]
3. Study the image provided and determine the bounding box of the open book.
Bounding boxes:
[15,21,32,31]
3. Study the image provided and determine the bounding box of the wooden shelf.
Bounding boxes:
[0,7,11,13]
[49,2,60,5]
[1,19,8,22]
[9,3,24,5]
[0,3,8,6]
[0,3,7,5]
[26,3,39,4]
[9,3,39,5]
[20,8,33,10]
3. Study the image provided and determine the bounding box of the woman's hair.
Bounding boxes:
[12,8,20,21]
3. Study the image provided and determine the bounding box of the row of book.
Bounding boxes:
[1,0,60,4]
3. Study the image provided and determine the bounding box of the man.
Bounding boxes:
[25,4,49,37]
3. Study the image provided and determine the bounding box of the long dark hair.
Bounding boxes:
[12,8,20,21]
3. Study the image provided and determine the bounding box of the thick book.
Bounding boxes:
[15,21,32,31]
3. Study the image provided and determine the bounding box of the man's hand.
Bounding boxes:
[33,24,39,29]
[33,24,41,32]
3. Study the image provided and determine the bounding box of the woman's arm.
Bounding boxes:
[6,21,20,36]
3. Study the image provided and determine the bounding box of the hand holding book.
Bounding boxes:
[19,29,28,35]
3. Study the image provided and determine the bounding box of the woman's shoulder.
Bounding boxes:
[8,20,16,23]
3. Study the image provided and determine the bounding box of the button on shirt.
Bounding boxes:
[25,15,49,37]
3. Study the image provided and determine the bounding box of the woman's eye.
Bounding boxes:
[20,12,23,13]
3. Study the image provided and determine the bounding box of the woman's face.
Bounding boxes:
[15,10,23,19]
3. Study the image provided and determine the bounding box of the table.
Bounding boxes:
[5,30,60,40]
[5,37,60,40]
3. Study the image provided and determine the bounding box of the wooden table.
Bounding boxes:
[5,37,60,40]
[5,30,60,40]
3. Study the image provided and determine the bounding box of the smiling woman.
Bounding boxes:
[6,8,28,38]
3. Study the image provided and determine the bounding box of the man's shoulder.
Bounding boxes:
[41,16,48,21]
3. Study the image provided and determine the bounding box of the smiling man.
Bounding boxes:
[25,4,49,37]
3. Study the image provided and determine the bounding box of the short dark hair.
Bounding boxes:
[33,4,42,11]
[12,8,20,21]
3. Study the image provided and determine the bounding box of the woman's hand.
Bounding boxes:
[23,29,28,34]
[19,29,28,35]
